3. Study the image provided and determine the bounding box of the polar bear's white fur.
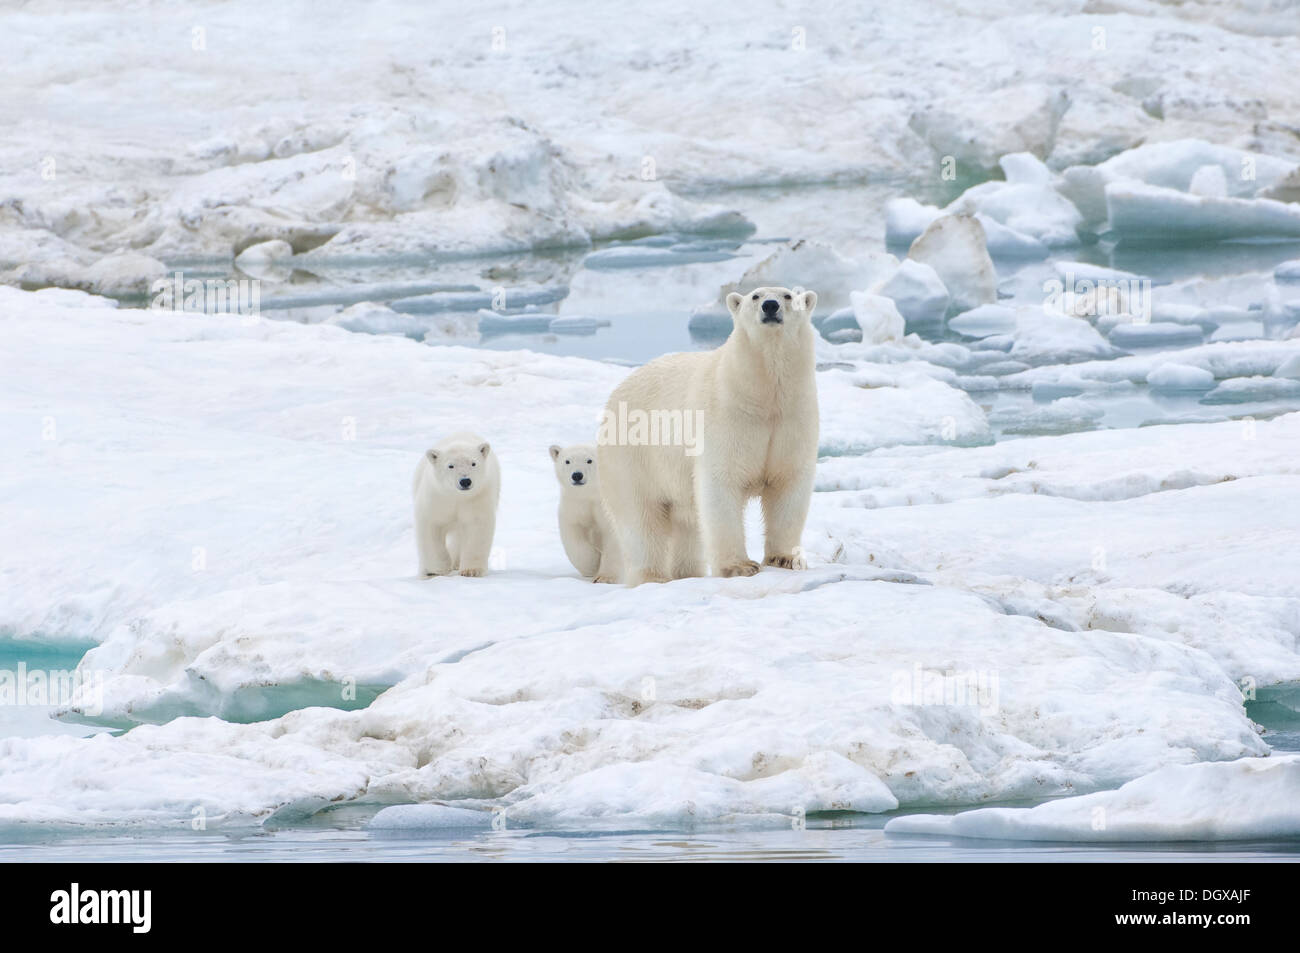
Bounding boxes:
[412,431,500,577]
[597,286,819,585]
[550,443,622,583]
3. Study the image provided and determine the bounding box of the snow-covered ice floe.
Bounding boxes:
[885,756,1300,842]
[2,285,1298,829]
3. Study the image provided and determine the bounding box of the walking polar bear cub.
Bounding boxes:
[597,286,819,585]
[550,443,622,583]
[412,431,500,577]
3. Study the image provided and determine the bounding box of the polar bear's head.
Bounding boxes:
[549,443,600,491]
[426,440,491,496]
[725,286,818,344]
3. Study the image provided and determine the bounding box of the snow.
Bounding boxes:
[885,756,1300,842]
[2,286,1297,828]
[7,2,1300,290]
[4,0,1300,834]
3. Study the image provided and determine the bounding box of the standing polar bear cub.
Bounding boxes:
[597,286,819,585]
[413,431,500,577]
[550,443,622,583]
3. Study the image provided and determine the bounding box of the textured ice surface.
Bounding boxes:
[886,756,1300,842]
[1,287,1295,828]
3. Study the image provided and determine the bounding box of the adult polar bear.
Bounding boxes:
[598,286,818,585]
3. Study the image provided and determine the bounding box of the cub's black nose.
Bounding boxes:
[761,298,780,315]
[459,477,472,489]
[571,472,584,484]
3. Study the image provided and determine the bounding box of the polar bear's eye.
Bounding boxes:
[784,294,792,300]
[471,462,476,466]
[751,293,759,300]
[586,459,592,464]
[447,464,454,469]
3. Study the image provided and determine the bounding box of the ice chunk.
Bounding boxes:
[1188,164,1228,198]
[884,197,941,248]
[391,285,567,315]
[716,239,896,315]
[947,304,1017,339]
[848,292,906,345]
[907,214,997,314]
[1275,353,1300,380]
[908,84,1067,177]
[973,214,1049,259]
[1009,307,1119,365]
[885,756,1300,842]
[236,239,295,269]
[1108,322,1204,349]
[1106,181,1300,242]
[1097,140,1296,198]
[582,241,736,269]
[872,259,949,326]
[367,804,494,830]
[1275,260,1300,282]
[548,315,610,334]
[1201,376,1300,404]
[1146,363,1215,393]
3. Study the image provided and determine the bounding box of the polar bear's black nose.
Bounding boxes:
[571,472,584,484]
[459,477,472,489]
[761,299,781,321]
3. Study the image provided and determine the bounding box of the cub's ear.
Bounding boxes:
[478,442,491,458]
[549,444,561,460]
[426,449,438,465]
[800,290,818,313]
[726,291,743,315]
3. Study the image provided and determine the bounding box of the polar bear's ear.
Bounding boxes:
[800,290,818,313]
[426,449,438,465]
[478,442,491,458]
[549,444,561,460]
[726,292,743,315]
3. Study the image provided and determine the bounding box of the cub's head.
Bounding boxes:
[549,443,599,491]
[726,286,818,344]
[426,441,491,496]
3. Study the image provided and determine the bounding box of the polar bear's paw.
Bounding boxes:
[458,567,486,578]
[593,574,618,584]
[764,554,800,570]
[720,560,761,578]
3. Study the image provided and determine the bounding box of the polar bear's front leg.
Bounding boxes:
[593,542,621,584]
[416,522,454,577]
[455,511,495,577]
[698,476,757,577]
[762,470,814,569]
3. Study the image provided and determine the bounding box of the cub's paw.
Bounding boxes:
[459,568,486,578]
[764,554,802,570]
[593,574,618,584]
[629,570,671,586]
[720,560,761,578]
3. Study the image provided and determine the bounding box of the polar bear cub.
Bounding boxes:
[550,443,621,584]
[597,286,819,585]
[413,432,500,577]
